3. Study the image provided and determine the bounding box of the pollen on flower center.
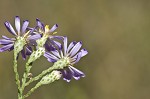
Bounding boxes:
[63,56,72,65]
[45,25,50,33]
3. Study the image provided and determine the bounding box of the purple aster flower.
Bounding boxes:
[0,16,40,59]
[34,18,63,51]
[44,37,88,82]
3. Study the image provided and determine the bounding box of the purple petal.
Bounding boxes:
[48,37,62,50]
[4,21,17,36]
[36,18,45,31]
[25,46,32,55]
[69,66,85,80]
[27,27,35,32]
[49,24,58,32]
[2,36,15,41]
[69,41,82,57]
[45,43,51,51]
[8,46,14,51]
[80,48,88,57]
[28,34,41,41]
[44,52,59,61]
[21,20,29,33]
[53,40,62,50]
[51,50,61,58]
[47,58,57,63]
[21,49,26,60]
[2,35,9,39]
[63,37,67,56]
[71,52,82,64]
[15,16,21,34]
[0,44,14,52]
[53,36,64,40]
[60,50,64,58]
[67,41,76,53]
[61,69,72,82]
[0,39,14,45]
[28,39,37,46]
[45,43,56,51]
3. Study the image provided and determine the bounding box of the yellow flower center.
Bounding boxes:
[45,25,50,33]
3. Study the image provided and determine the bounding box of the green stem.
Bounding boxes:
[19,35,48,98]
[18,95,24,99]
[13,52,21,99]
[24,70,62,98]
[21,62,32,93]
[13,55,20,87]
[25,58,69,86]
[25,66,56,86]
[23,82,42,98]
[13,36,26,99]
[21,47,45,98]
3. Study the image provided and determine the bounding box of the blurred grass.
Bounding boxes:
[0,0,150,99]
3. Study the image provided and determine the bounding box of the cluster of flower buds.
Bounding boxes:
[0,16,88,82]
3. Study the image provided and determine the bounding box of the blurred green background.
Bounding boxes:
[0,0,150,99]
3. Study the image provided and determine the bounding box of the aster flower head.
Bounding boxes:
[35,18,63,51]
[44,37,88,82]
[0,16,38,59]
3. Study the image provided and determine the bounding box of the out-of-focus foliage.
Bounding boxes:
[0,0,150,99]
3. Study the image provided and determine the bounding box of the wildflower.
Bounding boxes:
[34,18,63,51]
[44,37,88,82]
[0,16,40,59]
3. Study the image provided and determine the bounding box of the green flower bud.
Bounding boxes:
[40,70,62,85]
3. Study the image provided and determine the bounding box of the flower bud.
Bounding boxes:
[40,70,62,85]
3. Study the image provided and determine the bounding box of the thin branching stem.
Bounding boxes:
[25,66,56,86]
[23,82,42,98]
